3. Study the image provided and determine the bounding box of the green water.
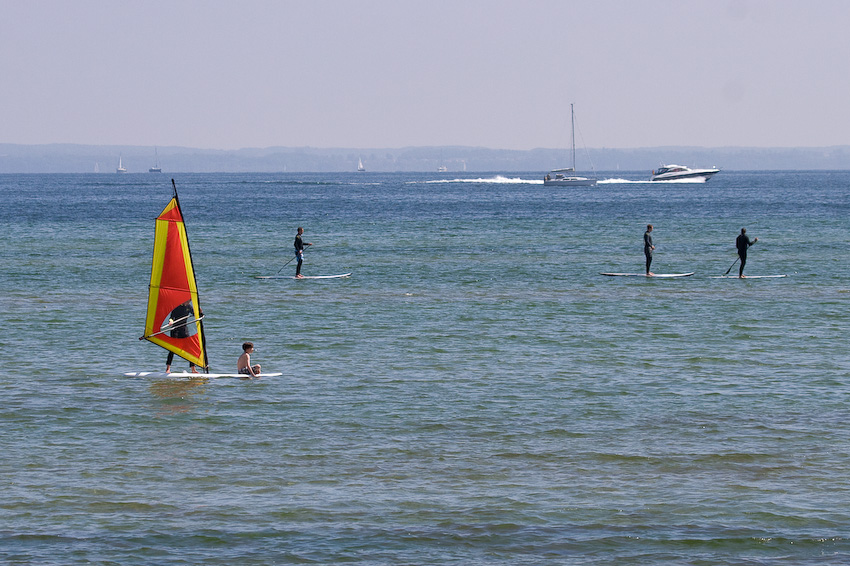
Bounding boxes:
[1,171,848,564]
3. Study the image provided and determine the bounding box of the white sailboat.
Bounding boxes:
[357,157,366,172]
[543,103,596,187]
[149,148,162,173]
[116,156,127,173]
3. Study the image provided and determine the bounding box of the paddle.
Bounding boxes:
[276,243,313,274]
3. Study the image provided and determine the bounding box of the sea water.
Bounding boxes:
[0,171,848,564]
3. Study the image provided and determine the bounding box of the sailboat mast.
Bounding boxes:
[571,103,576,171]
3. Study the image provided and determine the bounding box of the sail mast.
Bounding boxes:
[171,179,210,373]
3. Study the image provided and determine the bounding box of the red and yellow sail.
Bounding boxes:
[141,193,208,370]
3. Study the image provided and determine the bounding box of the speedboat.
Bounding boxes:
[650,164,719,182]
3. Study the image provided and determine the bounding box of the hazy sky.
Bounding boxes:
[2,0,849,150]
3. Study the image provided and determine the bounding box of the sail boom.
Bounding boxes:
[140,314,206,341]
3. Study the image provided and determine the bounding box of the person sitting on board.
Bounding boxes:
[644,224,655,277]
[237,342,262,378]
[736,228,758,278]
[294,226,312,279]
[165,300,199,373]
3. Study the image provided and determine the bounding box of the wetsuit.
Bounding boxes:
[644,230,654,273]
[294,233,305,276]
[736,233,756,277]
[165,301,195,370]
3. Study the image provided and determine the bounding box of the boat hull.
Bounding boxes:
[650,168,719,182]
[544,177,597,187]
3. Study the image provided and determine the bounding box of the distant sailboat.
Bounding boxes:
[94,162,100,173]
[149,148,162,173]
[116,156,127,173]
[357,157,366,172]
[543,103,596,187]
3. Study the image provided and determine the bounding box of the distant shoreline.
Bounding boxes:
[1,143,848,173]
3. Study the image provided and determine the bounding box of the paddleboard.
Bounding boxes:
[124,371,283,378]
[255,273,352,280]
[601,272,695,278]
[709,275,787,279]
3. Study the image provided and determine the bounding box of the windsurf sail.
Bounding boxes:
[139,180,209,372]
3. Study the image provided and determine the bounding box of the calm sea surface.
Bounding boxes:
[1,171,848,564]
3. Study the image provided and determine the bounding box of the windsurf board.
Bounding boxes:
[124,371,283,378]
[601,272,695,278]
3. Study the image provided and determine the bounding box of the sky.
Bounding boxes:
[2,0,849,150]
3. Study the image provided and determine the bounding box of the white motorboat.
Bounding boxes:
[544,103,596,187]
[650,164,719,182]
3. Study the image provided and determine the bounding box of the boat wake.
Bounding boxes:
[423,176,543,185]
[598,178,652,184]
[598,177,707,184]
[416,176,708,185]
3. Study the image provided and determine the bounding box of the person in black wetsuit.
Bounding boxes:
[294,227,312,278]
[644,224,655,276]
[735,228,758,278]
[165,300,198,373]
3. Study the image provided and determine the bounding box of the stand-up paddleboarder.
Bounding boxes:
[294,227,312,279]
[644,224,655,276]
[736,228,758,278]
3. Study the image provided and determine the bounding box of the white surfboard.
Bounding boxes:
[709,275,787,279]
[601,272,695,278]
[124,371,283,378]
[255,273,352,280]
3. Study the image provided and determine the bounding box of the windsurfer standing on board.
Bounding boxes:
[165,300,199,373]
[736,228,758,278]
[237,342,261,378]
[644,224,655,277]
[294,227,312,279]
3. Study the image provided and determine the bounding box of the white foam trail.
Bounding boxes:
[598,177,706,184]
[423,176,543,185]
[416,176,708,185]
[598,178,653,184]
